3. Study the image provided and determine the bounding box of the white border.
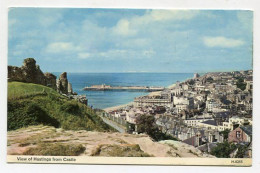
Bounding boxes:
[1,0,260,173]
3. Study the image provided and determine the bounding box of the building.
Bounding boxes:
[173,96,194,113]
[206,99,219,112]
[184,118,214,127]
[193,73,200,79]
[228,125,252,143]
[134,93,172,107]
[126,112,138,124]
[228,116,251,130]
[198,120,218,130]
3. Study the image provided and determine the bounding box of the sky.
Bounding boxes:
[8,8,253,73]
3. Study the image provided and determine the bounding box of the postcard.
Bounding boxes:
[6,8,253,166]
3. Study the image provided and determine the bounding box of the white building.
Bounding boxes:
[206,99,219,112]
[217,116,252,131]
[184,118,214,127]
[176,104,189,114]
[193,73,200,79]
[173,96,194,113]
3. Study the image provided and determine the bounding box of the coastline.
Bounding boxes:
[103,102,134,112]
[103,80,179,112]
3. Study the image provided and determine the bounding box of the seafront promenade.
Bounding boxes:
[83,84,164,92]
[103,83,177,112]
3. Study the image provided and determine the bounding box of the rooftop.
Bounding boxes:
[200,120,218,126]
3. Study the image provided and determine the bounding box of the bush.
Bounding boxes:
[210,141,236,158]
[136,115,177,141]
[23,143,86,156]
[60,102,80,114]
[91,144,152,157]
[236,77,246,91]
[219,129,230,141]
[8,102,60,130]
[206,77,214,83]
[235,144,248,158]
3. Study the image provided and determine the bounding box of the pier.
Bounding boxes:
[83,84,164,92]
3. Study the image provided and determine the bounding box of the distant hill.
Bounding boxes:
[8,81,114,132]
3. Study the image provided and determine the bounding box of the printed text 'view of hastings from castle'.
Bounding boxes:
[7,9,252,162]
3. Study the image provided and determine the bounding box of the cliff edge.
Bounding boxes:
[7,125,215,158]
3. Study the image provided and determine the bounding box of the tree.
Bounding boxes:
[235,144,249,158]
[136,115,159,136]
[206,77,214,83]
[220,129,230,141]
[187,80,195,85]
[236,77,246,91]
[126,122,135,133]
[136,115,177,141]
[210,141,236,158]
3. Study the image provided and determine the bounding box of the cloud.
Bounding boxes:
[131,10,199,26]
[82,49,156,60]
[38,14,62,27]
[8,9,252,72]
[149,10,199,21]
[9,19,17,26]
[142,49,155,57]
[203,36,244,48]
[112,10,198,36]
[112,19,137,36]
[118,38,150,49]
[46,42,82,53]
[236,11,253,30]
[78,52,90,59]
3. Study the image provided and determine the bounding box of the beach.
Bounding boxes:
[103,82,178,112]
[103,102,134,112]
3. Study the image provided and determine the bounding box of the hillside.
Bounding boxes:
[7,125,215,157]
[8,81,114,131]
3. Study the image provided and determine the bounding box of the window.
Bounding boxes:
[236,131,241,138]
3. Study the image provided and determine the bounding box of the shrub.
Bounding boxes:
[219,129,230,141]
[210,141,236,158]
[60,102,80,114]
[136,115,177,141]
[23,143,86,156]
[236,77,246,91]
[8,102,60,130]
[91,144,152,157]
[235,144,249,158]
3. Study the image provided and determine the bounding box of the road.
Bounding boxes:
[100,116,126,133]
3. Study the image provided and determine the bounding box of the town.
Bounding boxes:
[102,70,253,158]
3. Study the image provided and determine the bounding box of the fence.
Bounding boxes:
[102,112,127,126]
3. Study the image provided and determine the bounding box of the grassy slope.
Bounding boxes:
[8,82,114,131]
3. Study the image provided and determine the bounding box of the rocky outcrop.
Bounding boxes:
[57,72,68,94]
[44,72,57,89]
[8,58,57,90]
[8,66,24,82]
[68,82,73,94]
[56,72,75,95]
[8,58,75,95]
[21,58,45,85]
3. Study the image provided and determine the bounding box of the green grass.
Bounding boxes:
[8,82,58,100]
[91,144,153,157]
[23,143,86,156]
[8,82,114,132]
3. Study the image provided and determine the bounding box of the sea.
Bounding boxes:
[54,73,194,109]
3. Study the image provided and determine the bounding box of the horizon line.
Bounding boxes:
[51,70,253,74]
